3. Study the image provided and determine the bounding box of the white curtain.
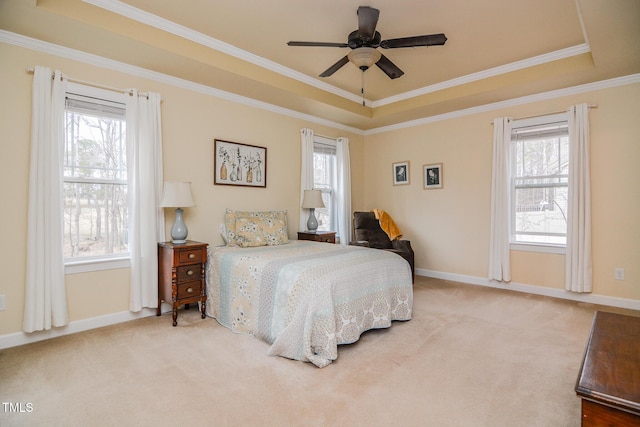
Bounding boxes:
[24,66,69,332]
[488,117,513,282]
[565,104,592,293]
[299,128,315,231]
[127,90,165,312]
[336,137,352,245]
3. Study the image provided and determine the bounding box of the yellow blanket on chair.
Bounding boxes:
[372,209,403,241]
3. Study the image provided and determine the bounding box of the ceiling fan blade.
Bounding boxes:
[375,54,404,79]
[319,55,350,77]
[287,41,349,48]
[380,33,448,49]
[357,6,380,40]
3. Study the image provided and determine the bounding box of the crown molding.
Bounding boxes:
[370,44,592,108]
[3,30,638,136]
[83,0,365,105]
[365,73,640,135]
[0,30,365,135]
[83,0,594,110]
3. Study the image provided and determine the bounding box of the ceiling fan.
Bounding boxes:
[287,6,447,80]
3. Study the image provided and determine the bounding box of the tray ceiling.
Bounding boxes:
[1,0,639,130]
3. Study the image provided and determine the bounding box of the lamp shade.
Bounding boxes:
[301,189,325,209]
[160,181,195,208]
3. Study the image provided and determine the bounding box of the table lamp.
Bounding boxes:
[301,189,325,232]
[160,181,195,244]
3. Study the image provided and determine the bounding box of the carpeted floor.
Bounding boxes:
[1,277,637,426]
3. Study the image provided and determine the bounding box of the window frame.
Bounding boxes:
[509,112,569,254]
[63,82,131,274]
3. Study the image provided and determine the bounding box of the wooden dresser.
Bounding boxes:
[157,240,208,326]
[575,311,640,426]
[297,231,336,244]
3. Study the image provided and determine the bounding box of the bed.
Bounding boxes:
[206,210,413,368]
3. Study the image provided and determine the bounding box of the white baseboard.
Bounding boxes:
[0,304,173,350]
[416,268,640,311]
[2,272,637,350]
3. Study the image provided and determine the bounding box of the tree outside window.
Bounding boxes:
[511,119,569,246]
[63,96,128,259]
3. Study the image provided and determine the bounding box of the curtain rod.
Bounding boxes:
[490,105,597,125]
[26,67,150,98]
[313,133,338,140]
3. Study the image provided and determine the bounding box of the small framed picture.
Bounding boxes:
[423,163,443,189]
[393,161,410,186]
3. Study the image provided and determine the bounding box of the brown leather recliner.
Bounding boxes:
[350,211,415,281]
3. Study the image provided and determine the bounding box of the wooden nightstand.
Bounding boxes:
[157,240,208,326]
[297,231,336,244]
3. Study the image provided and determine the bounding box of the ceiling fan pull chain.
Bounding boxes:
[361,71,365,106]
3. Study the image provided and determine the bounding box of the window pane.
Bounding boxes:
[315,191,332,232]
[63,182,128,258]
[515,137,568,178]
[64,112,127,182]
[511,122,569,246]
[64,97,128,259]
[313,151,334,188]
[514,185,568,245]
[313,147,336,232]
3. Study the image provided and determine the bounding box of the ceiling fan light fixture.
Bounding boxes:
[348,47,381,71]
[288,6,446,79]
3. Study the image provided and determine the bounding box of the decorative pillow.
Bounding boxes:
[235,217,266,247]
[223,209,238,245]
[223,209,288,246]
[260,215,289,246]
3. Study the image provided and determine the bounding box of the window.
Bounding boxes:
[63,85,129,262]
[510,113,568,247]
[313,137,337,232]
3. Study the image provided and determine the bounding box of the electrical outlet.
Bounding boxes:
[614,268,625,281]
[0,294,5,311]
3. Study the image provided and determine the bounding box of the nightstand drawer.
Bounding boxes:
[176,281,203,300]
[177,247,205,264]
[176,265,203,282]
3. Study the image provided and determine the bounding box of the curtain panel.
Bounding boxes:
[565,104,592,293]
[336,137,352,245]
[24,66,69,332]
[127,90,165,311]
[488,117,513,282]
[299,128,315,231]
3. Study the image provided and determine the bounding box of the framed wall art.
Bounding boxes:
[214,139,266,188]
[423,163,443,189]
[392,161,410,186]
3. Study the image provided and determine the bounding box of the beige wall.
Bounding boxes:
[1,41,638,339]
[363,83,640,301]
[0,43,364,335]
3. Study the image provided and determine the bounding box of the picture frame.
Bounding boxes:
[392,161,410,186]
[423,163,443,189]
[214,139,267,188]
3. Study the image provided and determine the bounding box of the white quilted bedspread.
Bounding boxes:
[206,240,413,367]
